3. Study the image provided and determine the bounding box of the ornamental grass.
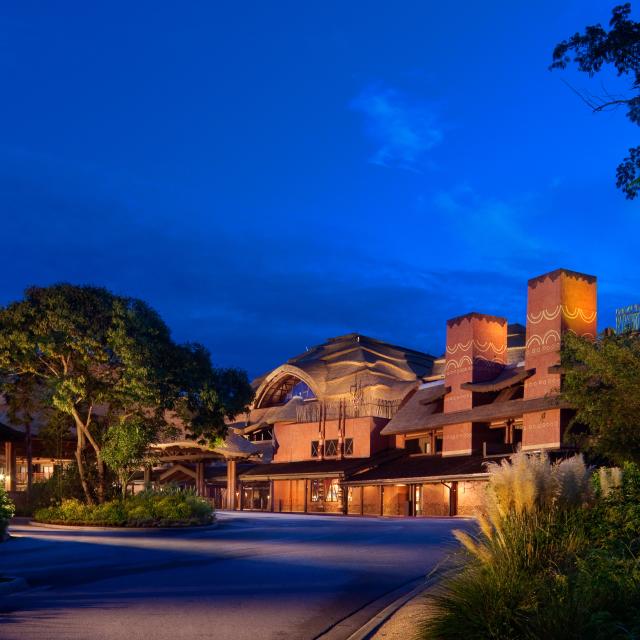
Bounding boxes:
[422,454,640,640]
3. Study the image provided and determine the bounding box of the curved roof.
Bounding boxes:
[253,333,435,408]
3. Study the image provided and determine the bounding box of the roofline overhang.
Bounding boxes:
[240,470,346,481]
[343,471,490,486]
[382,395,571,435]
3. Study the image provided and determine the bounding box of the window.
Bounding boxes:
[311,479,322,502]
[311,441,319,458]
[344,438,354,456]
[248,427,273,442]
[324,439,338,456]
[285,380,316,403]
[260,375,317,407]
[326,479,341,502]
[406,433,441,455]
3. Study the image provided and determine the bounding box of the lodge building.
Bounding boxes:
[0,268,598,517]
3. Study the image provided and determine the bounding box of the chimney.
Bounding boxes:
[523,268,597,450]
[442,312,507,456]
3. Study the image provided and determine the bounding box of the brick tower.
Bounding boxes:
[442,313,508,456]
[522,269,597,450]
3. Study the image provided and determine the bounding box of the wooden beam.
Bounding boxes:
[159,463,197,482]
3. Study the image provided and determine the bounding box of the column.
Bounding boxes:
[226,459,237,510]
[196,461,205,497]
[4,442,16,492]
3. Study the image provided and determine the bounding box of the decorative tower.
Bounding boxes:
[442,312,508,456]
[522,269,597,450]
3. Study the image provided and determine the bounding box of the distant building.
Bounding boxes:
[616,304,640,333]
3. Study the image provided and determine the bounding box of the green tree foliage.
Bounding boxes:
[551,4,640,198]
[562,331,640,465]
[0,284,253,503]
[102,417,156,499]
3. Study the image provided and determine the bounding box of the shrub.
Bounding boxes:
[0,485,15,541]
[422,454,640,639]
[34,488,214,528]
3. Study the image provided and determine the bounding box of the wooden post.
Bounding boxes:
[226,459,237,510]
[196,461,205,497]
[360,485,364,516]
[4,442,16,492]
[269,480,274,512]
[304,479,308,513]
[449,481,458,517]
[379,485,384,516]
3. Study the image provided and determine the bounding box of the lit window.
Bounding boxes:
[311,479,322,502]
[285,380,316,402]
[326,479,341,502]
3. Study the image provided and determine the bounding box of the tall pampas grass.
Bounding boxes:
[423,454,597,640]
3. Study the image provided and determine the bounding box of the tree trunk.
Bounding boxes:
[75,440,94,505]
[72,414,94,504]
[96,458,106,503]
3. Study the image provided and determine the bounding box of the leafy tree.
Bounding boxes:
[0,284,253,503]
[102,417,156,499]
[561,330,640,465]
[551,3,640,198]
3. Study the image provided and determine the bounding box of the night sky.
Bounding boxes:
[2,1,638,378]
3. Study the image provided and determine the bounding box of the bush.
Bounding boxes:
[34,488,214,528]
[422,455,640,640]
[0,485,15,541]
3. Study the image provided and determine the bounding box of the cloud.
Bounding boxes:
[350,84,443,171]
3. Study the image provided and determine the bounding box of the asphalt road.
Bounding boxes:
[0,512,467,640]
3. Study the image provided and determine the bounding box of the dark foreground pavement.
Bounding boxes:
[0,512,467,640]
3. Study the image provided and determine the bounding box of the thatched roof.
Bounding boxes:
[380,383,449,435]
[382,395,570,435]
[460,366,534,392]
[252,333,435,408]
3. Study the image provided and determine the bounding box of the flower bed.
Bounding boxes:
[34,489,214,528]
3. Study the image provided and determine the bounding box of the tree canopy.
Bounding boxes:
[551,3,640,198]
[0,284,253,502]
[561,330,640,465]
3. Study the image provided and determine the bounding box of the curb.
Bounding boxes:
[25,520,218,533]
[0,577,29,597]
[314,571,441,640]
[344,574,439,640]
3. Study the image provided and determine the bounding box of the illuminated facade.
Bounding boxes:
[0,268,600,517]
[230,268,598,517]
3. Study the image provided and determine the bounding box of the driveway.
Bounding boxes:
[0,512,468,640]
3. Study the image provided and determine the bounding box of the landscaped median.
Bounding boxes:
[34,488,214,528]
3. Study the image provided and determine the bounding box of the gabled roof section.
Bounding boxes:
[381,382,449,435]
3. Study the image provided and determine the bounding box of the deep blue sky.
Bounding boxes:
[1,1,638,377]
